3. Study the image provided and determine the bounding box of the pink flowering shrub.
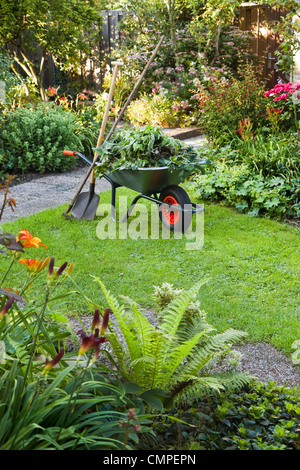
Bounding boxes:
[263,82,300,132]
[263,82,300,101]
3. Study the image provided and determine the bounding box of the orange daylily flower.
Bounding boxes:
[18,229,48,249]
[19,257,49,272]
[19,258,40,271]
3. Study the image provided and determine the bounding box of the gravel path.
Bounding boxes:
[1,166,111,223]
[1,132,300,388]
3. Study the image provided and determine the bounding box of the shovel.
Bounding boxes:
[62,36,165,220]
[69,61,123,220]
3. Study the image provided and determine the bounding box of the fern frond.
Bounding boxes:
[212,371,255,392]
[158,279,209,341]
[174,370,254,406]
[94,277,143,365]
[121,297,157,358]
[105,330,130,379]
[6,335,31,364]
[171,375,225,407]
[176,313,214,343]
[181,328,247,378]
[162,327,215,388]
[144,330,173,390]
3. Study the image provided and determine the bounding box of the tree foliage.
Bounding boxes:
[0,0,102,100]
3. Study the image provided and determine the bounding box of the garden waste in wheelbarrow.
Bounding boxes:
[64,151,207,232]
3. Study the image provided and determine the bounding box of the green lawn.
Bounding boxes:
[1,186,300,355]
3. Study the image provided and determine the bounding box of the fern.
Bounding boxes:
[159,280,208,339]
[180,328,248,380]
[94,278,250,405]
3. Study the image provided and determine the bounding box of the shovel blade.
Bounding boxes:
[71,192,100,220]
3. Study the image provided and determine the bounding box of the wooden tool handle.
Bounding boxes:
[63,37,164,216]
[90,61,123,184]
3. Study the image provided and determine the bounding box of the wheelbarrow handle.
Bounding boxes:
[63,150,92,165]
[63,150,77,156]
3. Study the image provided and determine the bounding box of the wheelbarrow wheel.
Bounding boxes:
[159,185,192,232]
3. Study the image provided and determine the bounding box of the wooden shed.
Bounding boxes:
[238,2,288,87]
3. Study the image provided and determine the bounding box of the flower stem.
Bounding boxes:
[1,252,16,286]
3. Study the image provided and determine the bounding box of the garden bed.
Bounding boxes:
[66,313,300,387]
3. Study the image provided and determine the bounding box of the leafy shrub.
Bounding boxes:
[150,381,300,450]
[226,131,300,180]
[126,93,195,127]
[113,25,200,98]
[188,159,300,218]
[0,103,84,173]
[263,81,300,133]
[72,105,101,159]
[195,63,266,143]
[153,282,203,319]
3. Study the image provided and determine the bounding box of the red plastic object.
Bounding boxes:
[63,150,76,157]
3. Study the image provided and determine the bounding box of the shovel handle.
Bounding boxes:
[63,37,164,218]
[90,61,123,184]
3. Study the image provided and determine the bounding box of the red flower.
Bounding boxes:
[91,308,101,332]
[0,296,14,319]
[101,308,110,335]
[43,349,64,373]
[77,328,108,362]
[47,258,69,280]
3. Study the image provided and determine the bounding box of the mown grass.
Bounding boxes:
[1,186,300,355]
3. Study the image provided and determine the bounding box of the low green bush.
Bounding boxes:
[0,103,84,174]
[149,381,300,450]
[190,129,300,219]
[188,159,300,218]
[231,131,300,180]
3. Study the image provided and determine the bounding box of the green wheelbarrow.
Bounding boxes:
[63,150,206,232]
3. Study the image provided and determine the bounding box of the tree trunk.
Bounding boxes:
[209,20,222,66]
[11,48,48,102]
[164,0,178,53]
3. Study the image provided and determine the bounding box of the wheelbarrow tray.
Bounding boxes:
[108,166,186,194]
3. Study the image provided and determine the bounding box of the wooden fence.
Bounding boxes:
[42,6,288,91]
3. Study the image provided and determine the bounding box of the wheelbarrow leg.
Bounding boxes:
[110,181,118,222]
[121,194,145,222]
